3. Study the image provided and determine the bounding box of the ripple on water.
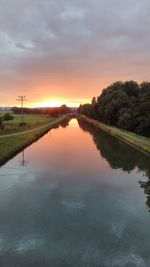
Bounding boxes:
[111,253,146,267]
[111,221,125,239]
[16,235,45,252]
[61,199,85,211]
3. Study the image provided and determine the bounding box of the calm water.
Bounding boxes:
[0,118,150,267]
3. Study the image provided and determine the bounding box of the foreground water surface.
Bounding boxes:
[0,118,150,267]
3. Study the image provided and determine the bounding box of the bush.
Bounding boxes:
[19,122,27,127]
[3,113,14,121]
[0,116,4,130]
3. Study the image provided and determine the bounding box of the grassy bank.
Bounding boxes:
[0,114,55,135]
[80,115,150,155]
[0,115,70,166]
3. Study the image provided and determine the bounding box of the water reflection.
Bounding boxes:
[0,119,150,266]
[139,180,150,212]
[19,151,28,167]
[78,118,150,210]
[59,119,69,128]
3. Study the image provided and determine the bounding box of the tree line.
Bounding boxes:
[12,104,71,117]
[78,81,150,137]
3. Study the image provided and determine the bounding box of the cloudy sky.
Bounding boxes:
[0,0,150,106]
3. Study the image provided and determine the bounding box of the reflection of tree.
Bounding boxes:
[51,118,70,130]
[78,118,150,210]
[59,119,69,128]
[139,181,150,212]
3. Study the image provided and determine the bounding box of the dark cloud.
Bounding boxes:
[0,0,150,105]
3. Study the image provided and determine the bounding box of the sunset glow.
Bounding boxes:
[30,98,91,108]
[0,0,150,107]
[37,99,65,108]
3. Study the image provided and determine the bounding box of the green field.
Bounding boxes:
[80,115,150,154]
[0,113,55,135]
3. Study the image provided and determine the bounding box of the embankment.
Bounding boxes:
[79,115,150,155]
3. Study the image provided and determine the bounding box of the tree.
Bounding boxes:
[97,81,128,125]
[77,80,150,137]
[123,80,139,97]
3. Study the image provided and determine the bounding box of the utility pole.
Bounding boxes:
[17,96,27,125]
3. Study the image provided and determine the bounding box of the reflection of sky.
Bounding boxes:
[0,119,149,266]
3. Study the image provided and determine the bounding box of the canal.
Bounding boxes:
[0,118,150,266]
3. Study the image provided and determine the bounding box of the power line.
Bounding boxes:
[17,96,27,125]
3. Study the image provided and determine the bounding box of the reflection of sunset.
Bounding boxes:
[69,119,79,127]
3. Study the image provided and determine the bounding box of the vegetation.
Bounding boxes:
[3,113,14,121]
[12,104,71,117]
[0,112,14,130]
[0,114,56,135]
[0,116,4,130]
[78,81,150,137]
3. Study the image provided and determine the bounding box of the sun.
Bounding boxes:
[37,99,65,107]
[31,97,89,108]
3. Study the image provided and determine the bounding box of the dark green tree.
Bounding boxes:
[77,80,150,137]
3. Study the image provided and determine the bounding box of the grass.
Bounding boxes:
[80,115,150,155]
[0,113,55,135]
[0,114,70,165]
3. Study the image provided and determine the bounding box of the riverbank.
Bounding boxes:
[79,115,150,155]
[0,115,70,166]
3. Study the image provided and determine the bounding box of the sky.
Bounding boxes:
[0,0,150,107]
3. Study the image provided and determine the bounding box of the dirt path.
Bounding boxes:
[0,117,64,139]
